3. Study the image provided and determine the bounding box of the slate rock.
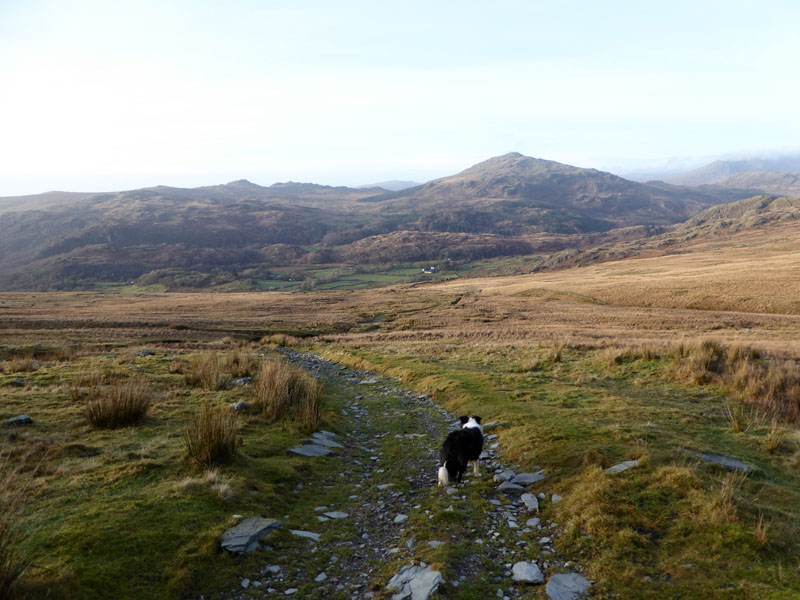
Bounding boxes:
[521,493,540,512]
[135,349,155,357]
[394,514,409,524]
[605,460,640,474]
[289,529,321,542]
[231,401,252,412]
[228,377,253,388]
[323,511,349,519]
[493,470,516,483]
[287,445,333,458]
[308,433,343,448]
[696,452,753,474]
[496,481,525,495]
[511,472,546,486]
[4,415,34,427]
[386,564,444,600]
[220,517,283,554]
[512,561,545,584]
[551,494,563,504]
[546,573,592,600]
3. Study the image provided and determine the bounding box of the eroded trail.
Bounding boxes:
[223,350,588,600]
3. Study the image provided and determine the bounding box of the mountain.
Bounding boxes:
[0,153,757,291]
[367,153,753,234]
[714,171,800,197]
[356,180,422,191]
[665,155,800,186]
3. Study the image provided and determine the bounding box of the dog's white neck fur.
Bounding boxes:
[462,417,482,431]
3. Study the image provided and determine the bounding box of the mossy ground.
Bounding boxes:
[321,342,800,599]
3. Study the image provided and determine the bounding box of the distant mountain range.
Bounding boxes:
[356,180,422,191]
[664,155,800,186]
[0,152,773,290]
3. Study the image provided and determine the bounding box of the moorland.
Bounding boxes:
[2,153,800,599]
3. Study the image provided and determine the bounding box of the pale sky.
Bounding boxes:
[2,0,800,195]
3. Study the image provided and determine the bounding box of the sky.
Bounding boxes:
[2,0,800,195]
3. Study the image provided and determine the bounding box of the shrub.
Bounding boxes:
[253,360,321,432]
[183,403,239,468]
[0,451,31,599]
[86,378,151,428]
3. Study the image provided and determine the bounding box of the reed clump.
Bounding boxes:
[252,360,321,432]
[182,403,240,468]
[86,377,151,428]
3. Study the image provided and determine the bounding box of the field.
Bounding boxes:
[2,236,800,598]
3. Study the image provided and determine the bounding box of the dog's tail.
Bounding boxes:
[437,462,450,487]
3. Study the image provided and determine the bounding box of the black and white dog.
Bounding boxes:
[438,416,483,486]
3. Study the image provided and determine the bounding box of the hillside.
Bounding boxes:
[442,194,800,315]
[715,171,800,197]
[370,153,752,234]
[0,153,756,291]
[665,155,800,186]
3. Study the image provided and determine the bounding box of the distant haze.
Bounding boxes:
[2,1,800,195]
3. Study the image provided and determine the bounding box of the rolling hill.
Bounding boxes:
[0,153,759,291]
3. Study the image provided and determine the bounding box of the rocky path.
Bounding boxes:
[220,350,591,600]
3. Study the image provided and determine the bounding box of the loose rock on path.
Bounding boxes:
[218,349,591,599]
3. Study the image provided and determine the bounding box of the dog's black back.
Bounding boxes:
[440,417,484,483]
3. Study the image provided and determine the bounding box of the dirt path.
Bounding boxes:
[221,350,586,600]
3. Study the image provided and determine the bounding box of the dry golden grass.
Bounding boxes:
[252,360,321,432]
[182,403,239,468]
[183,353,230,390]
[174,468,233,501]
[86,378,151,429]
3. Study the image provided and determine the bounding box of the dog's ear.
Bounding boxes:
[459,416,469,425]
[473,416,482,424]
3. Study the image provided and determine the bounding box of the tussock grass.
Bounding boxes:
[252,360,321,432]
[0,450,32,599]
[675,339,800,422]
[182,403,240,468]
[261,333,301,348]
[174,468,233,501]
[182,352,258,390]
[86,377,151,428]
[2,356,38,374]
[184,353,230,390]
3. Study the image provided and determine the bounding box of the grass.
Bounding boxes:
[321,338,800,598]
[252,360,322,432]
[0,450,31,600]
[86,377,151,428]
[0,341,347,600]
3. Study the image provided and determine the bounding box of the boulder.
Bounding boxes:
[512,561,545,584]
[220,517,282,554]
[386,564,444,600]
[546,573,592,600]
